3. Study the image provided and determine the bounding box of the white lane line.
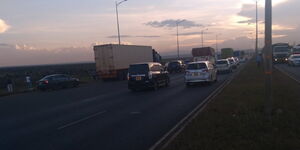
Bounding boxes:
[57,111,106,130]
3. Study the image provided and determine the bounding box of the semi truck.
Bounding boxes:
[93,44,161,80]
[192,47,216,64]
[272,43,291,63]
[221,48,234,59]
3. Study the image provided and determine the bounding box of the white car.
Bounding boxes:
[185,61,217,86]
[288,54,300,66]
[227,58,237,69]
[216,59,232,73]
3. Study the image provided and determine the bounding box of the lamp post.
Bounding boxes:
[264,0,273,118]
[201,28,208,47]
[216,33,222,53]
[115,0,127,45]
[255,0,259,56]
[176,20,185,59]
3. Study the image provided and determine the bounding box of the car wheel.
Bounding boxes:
[153,82,159,91]
[186,82,191,87]
[165,78,170,87]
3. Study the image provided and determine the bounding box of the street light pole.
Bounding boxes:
[201,28,208,47]
[115,0,127,45]
[255,0,259,56]
[176,20,185,59]
[264,0,273,118]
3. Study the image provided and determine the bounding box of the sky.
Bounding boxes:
[0,0,299,66]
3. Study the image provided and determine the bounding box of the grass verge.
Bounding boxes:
[165,61,300,150]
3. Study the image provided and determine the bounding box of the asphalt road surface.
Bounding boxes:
[276,64,300,81]
[0,71,234,150]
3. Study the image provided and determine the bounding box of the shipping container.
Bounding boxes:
[192,47,216,64]
[221,48,234,59]
[94,44,156,80]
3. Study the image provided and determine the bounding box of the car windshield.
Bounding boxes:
[187,63,207,70]
[293,48,300,52]
[169,62,179,67]
[129,64,149,74]
[292,56,300,59]
[217,61,228,64]
[274,47,289,52]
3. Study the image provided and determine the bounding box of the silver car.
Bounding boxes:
[185,61,217,86]
[216,59,232,73]
[288,54,300,66]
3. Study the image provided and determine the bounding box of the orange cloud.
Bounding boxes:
[0,19,10,33]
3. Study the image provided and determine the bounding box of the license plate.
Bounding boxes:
[192,73,198,76]
[136,76,142,81]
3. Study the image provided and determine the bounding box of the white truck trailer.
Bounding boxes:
[94,44,159,80]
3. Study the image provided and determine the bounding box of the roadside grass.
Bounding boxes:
[165,61,300,150]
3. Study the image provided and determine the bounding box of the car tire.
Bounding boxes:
[153,82,159,91]
[165,78,170,87]
[186,82,191,87]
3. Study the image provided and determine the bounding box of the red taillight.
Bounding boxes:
[44,80,49,84]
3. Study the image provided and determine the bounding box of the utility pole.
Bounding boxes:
[176,20,185,59]
[115,0,127,45]
[201,28,208,47]
[255,0,259,56]
[264,0,273,118]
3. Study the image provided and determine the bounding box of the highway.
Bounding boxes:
[0,72,233,150]
[276,64,300,82]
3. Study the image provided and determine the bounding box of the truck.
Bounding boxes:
[272,43,291,63]
[93,44,161,80]
[192,47,216,64]
[221,48,234,59]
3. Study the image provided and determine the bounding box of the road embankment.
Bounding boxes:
[164,61,300,150]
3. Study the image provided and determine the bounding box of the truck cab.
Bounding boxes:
[273,45,291,63]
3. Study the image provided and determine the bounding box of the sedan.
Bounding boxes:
[37,74,79,91]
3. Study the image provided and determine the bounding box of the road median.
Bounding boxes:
[164,61,300,150]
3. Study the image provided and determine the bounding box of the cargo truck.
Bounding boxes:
[192,47,216,64]
[272,43,291,63]
[221,48,234,59]
[94,44,161,80]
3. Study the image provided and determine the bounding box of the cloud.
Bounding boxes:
[106,35,132,38]
[0,19,10,33]
[107,35,160,38]
[145,19,202,28]
[176,31,212,36]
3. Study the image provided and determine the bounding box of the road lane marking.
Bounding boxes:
[57,111,106,130]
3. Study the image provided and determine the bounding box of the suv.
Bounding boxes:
[128,62,170,91]
[216,59,232,73]
[167,60,185,73]
[287,54,300,66]
[185,61,217,86]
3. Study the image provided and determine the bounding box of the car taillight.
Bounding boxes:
[44,80,49,84]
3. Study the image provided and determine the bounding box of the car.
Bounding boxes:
[227,58,237,69]
[287,54,300,66]
[216,59,232,73]
[233,57,240,65]
[37,74,79,91]
[185,61,217,86]
[167,60,185,73]
[127,62,170,91]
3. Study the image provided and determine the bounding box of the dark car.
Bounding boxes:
[128,62,170,91]
[37,74,79,91]
[167,60,185,73]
